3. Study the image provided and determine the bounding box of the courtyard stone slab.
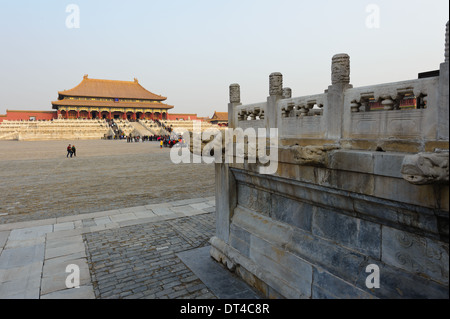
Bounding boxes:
[45,235,83,250]
[8,225,53,241]
[5,236,46,249]
[171,205,207,217]
[171,198,209,207]
[152,206,176,216]
[109,212,138,223]
[40,285,95,299]
[42,251,87,268]
[119,206,149,214]
[94,216,112,226]
[190,202,213,210]
[0,260,43,284]
[46,228,85,240]
[0,244,45,269]
[177,246,261,299]
[133,210,157,219]
[0,231,9,248]
[145,202,171,210]
[0,218,56,232]
[0,275,41,299]
[41,258,90,295]
[53,222,75,232]
[88,222,120,233]
[45,241,86,260]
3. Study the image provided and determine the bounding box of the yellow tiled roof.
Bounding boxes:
[58,76,167,101]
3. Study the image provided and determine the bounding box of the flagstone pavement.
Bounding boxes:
[0,196,261,299]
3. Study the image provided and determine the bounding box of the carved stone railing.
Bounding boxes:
[345,78,435,113]
[230,47,447,153]
[342,77,440,144]
[278,93,327,138]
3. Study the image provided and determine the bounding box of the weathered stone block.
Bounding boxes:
[381,226,449,286]
[235,265,269,297]
[312,207,381,259]
[288,227,368,285]
[229,224,251,258]
[326,169,375,195]
[328,150,374,174]
[236,183,271,216]
[354,258,449,299]
[232,206,291,247]
[312,267,375,299]
[373,152,405,178]
[249,234,313,298]
[373,175,438,208]
[270,194,313,232]
[0,244,45,269]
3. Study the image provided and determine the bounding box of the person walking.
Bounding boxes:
[67,144,72,158]
[160,139,163,149]
[71,145,76,157]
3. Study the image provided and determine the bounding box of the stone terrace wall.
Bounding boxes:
[0,119,110,141]
[210,22,449,299]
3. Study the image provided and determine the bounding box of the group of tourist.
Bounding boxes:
[122,133,186,148]
[158,136,187,148]
[125,134,165,143]
[66,144,77,158]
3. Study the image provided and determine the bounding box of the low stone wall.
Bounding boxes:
[211,151,448,298]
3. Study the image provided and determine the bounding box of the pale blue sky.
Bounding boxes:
[0,0,448,116]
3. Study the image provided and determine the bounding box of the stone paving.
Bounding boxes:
[0,196,218,298]
[0,140,261,299]
[0,140,215,224]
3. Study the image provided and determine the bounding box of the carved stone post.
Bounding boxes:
[326,53,352,139]
[282,87,292,99]
[331,53,350,85]
[228,83,241,129]
[267,72,282,130]
[269,72,283,97]
[230,83,240,104]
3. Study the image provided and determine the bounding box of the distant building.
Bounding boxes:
[51,75,174,120]
[209,111,228,126]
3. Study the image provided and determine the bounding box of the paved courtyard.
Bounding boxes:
[0,140,261,299]
[0,140,216,224]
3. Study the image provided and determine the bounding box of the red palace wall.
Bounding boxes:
[0,110,208,123]
[0,110,57,123]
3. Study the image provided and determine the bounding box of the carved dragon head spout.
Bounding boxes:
[401,151,449,185]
